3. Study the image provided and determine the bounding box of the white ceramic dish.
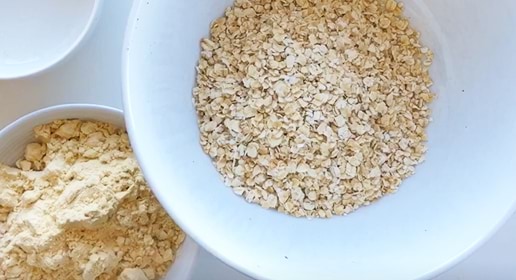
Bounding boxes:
[0,0,102,79]
[122,1,516,279]
[0,104,199,280]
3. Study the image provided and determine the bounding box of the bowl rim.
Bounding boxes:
[0,102,201,280]
[0,0,103,80]
[120,1,516,279]
[0,103,122,135]
[0,103,125,165]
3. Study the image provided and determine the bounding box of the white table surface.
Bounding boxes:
[0,1,514,279]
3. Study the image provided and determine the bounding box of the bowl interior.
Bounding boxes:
[123,0,516,279]
[0,0,100,79]
[165,237,200,279]
[0,104,199,280]
[0,104,124,165]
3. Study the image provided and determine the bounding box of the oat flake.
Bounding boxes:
[194,0,434,218]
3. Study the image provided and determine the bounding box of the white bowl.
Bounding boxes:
[0,104,199,280]
[0,0,102,79]
[122,1,516,279]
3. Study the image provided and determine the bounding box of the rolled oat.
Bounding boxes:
[194,0,434,218]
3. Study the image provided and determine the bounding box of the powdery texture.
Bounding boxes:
[0,120,185,280]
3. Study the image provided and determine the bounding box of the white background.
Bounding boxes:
[0,1,514,279]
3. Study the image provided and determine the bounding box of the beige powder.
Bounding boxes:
[0,120,185,280]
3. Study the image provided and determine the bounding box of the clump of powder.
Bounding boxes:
[0,120,185,280]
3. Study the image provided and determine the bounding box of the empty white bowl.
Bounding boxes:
[122,0,516,279]
[0,0,102,79]
[0,104,199,280]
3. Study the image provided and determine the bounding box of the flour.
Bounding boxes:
[0,120,185,280]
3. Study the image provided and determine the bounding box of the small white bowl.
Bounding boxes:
[0,104,199,280]
[0,0,102,80]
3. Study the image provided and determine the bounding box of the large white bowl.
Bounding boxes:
[0,104,199,280]
[122,1,516,279]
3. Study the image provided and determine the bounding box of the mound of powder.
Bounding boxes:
[0,120,185,280]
